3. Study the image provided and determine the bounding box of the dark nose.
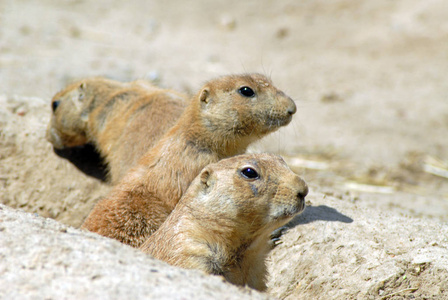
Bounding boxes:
[297,188,308,202]
[297,185,308,211]
[287,98,297,115]
[296,179,308,202]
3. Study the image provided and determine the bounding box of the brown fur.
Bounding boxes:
[46,77,187,183]
[140,153,308,291]
[81,73,297,247]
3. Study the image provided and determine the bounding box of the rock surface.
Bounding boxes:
[268,191,448,299]
[0,204,269,300]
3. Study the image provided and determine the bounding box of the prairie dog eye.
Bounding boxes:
[52,100,60,112]
[238,86,255,98]
[240,167,259,179]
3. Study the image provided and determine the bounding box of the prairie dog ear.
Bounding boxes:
[200,88,210,104]
[199,168,214,193]
[78,82,86,101]
[72,82,87,119]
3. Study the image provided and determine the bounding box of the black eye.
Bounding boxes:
[238,86,255,98]
[52,100,60,112]
[240,167,259,179]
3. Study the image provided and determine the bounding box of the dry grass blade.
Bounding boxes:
[423,155,448,179]
[284,157,329,170]
[344,182,396,194]
[380,287,418,299]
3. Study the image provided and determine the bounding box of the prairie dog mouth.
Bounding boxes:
[47,127,64,149]
[270,201,306,221]
[264,114,293,130]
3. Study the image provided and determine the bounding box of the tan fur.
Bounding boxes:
[81,73,297,247]
[46,77,187,183]
[140,153,308,291]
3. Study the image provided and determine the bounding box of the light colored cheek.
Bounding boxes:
[268,199,288,219]
[71,93,82,111]
[210,192,240,219]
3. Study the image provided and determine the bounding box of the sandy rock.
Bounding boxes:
[268,190,448,299]
[0,204,269,300]
[0,94,110,228]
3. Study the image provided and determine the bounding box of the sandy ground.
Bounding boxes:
[1,0,448,299]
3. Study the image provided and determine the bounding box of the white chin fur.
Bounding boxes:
[48,128,64,149]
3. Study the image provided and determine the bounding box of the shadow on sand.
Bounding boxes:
[53,144,109,182]
[286,204,353,229]
[270,204,353,241]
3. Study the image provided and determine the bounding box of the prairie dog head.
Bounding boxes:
[46,78,123,149]
[140,153,307,291]
[186,153,308,237]
[196,74,297,145]
[46,80,91,149]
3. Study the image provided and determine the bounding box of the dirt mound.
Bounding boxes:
[1,96,447,299]
[0,204,269,300]
[0,95,109,228]
[268,191,448,299]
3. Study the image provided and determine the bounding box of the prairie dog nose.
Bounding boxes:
[295,176,308,201]
[287,99,297,115]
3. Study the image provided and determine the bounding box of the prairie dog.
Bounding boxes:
[46,77,187,183]
[140,153,308,291]
[82,73,298,247]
